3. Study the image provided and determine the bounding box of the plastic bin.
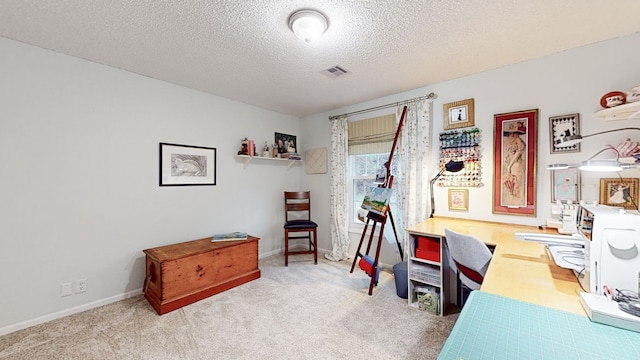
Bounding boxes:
[392,261,408,299]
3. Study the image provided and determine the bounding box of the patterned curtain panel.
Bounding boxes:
[396,99,432,259]
[325,116,350,261]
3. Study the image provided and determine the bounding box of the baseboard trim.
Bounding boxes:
[0,288,142,337]
[1,247,353,337]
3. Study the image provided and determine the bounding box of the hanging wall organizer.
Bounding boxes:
[438,127,482,187]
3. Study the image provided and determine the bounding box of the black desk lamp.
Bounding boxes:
[430,160,465,218]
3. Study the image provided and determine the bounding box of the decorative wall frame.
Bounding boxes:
[437,127,482,187]
[599,178,639,210]
[275,132,297,154]
[448,188,469,211]
[492,109,538,216]
[159,143,217,186]
[443,98,475,130]
[551,167,580,203]
[549,113,580,154]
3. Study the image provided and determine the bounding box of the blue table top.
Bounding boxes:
[438,291,640,360]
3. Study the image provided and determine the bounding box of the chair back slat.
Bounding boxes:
[284,191,311,221]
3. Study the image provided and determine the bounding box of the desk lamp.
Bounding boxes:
[547,146,640,172]
[579,147,624,172]
[430,160,464,218]
[557,127,640,147]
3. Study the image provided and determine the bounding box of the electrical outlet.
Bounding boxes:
[61,282,73,297]
[75,278,88,293]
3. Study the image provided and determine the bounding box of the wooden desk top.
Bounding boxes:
[406,218,585,315]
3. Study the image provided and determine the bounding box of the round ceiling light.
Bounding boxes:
[288,9,328,43]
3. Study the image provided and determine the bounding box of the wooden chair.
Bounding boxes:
[283,191,318,266]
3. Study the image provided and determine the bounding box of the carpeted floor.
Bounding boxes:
[0,254,458,359]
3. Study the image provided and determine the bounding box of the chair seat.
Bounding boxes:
[284,220,318,229]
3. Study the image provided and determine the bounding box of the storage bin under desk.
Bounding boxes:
[143,235,260,315]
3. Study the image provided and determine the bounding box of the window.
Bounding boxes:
[347,114,400,233]
[348,153,399,232]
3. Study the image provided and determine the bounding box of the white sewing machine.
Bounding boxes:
[546,201,579,235]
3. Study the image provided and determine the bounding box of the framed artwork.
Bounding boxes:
[275,132,297,154]
[599,178,639,210]
[448,188,469,211]
[443,98,475,130]
[159,143,216,186]
[492,109,538,216]
[549,113,580,154]
[551,167,580,203]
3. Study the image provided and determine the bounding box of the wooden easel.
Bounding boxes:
[349,106,407,295]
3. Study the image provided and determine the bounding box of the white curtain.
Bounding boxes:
[396,99,432,259]
[325,116,350,261]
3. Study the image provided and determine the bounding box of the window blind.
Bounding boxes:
[348,114,396,155]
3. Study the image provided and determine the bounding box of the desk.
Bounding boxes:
[406,217,584,315]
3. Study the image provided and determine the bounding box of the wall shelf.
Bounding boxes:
[594,101,640,121]
[234,155,302,169]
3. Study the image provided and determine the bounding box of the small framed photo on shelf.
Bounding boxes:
[448,188,469,211]
[551,167,580,203]
[549,113,580,154]
[599,178,639,210]
[159,142,217,186]
[275,132,297,154]
[443,98,474,130]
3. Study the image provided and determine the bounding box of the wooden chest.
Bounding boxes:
[143,235,260,315]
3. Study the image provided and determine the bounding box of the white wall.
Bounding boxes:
[0,37,306,333]
[302,32,640,265]
[3,31,639,334]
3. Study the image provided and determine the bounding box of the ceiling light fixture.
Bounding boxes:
[288,9,328,43]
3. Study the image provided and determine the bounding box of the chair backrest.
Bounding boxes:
[444,228,493,289]
[284,191,311,222]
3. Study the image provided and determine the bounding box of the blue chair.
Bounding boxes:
[284,191,318,266]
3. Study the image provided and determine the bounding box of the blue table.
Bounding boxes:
[438,291,640,360]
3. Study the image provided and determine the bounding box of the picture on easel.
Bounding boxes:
[358,187,392,221]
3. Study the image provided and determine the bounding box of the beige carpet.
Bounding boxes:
[0,255,458,360]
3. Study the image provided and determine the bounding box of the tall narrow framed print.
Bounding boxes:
[159,143,217,186]
[492,109,538,216]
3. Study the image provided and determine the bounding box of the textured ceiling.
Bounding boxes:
[2,1,640,117]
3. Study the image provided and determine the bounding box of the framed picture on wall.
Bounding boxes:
[275,132,297,154]
[492,109,538,216]
[599,178,639,210]
[448,188,469,211]
[549,113,580,154]
[551,167,580,203]
[443,98,475,130]
[159,142,217,186]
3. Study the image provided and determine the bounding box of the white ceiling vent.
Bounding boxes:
[321,65,349,78]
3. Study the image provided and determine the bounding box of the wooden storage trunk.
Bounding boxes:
[143,235,260,315]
